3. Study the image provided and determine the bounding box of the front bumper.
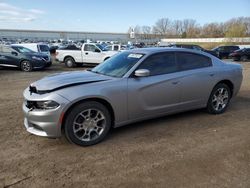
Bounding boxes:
[23,88,69,138]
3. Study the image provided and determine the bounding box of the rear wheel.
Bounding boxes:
[64,101,111,146]
[64,57,76,68]
[21,60,32,72]
[207,83,231,114]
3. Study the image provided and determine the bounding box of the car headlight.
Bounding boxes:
[35,100,59,110]
[32,56,42,60]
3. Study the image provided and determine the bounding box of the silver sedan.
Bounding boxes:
[23,48,243,146]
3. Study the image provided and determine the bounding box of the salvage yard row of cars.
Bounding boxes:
[0,42,250,72]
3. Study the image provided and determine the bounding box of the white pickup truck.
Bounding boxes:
[56,43,118,67]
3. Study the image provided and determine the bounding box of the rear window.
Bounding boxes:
[176,52,212,71]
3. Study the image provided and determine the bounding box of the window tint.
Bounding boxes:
[105,45,112,51]
[176,52,212,71]
[84,44,97,52]
[113,45,119,51]
[138,52,177,76]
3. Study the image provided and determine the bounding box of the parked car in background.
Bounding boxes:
[13,43,51,63]
[168,44,218,57]
[104,44,132,51]
[23,48,242,146]
[56,43,118,67]
[0,45,51,72]
[229,48,250,61]
[58,44,81,51]
[212,45,240,59]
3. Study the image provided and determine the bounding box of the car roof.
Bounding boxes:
[128,47,209,56]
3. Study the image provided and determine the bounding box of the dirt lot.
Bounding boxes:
[0,61,250,188]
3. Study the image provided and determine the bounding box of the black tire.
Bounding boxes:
[240,55,248,62]
[207,83,231,114]
[20,60,32,72]
[64,101,111,146]
[64,57,76,68]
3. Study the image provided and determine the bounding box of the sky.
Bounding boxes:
[0,0,250,33]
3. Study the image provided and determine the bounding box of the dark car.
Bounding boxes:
[229,48,250,61]
[0,45,51,72]
[168,44,218,58]
[58,44,81,51]
[212,45,240,59]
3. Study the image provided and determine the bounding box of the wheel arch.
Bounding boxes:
[63,55,75,62]
[61,97,115,132]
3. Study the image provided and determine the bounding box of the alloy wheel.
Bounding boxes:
[211,88,229,111]
[73,108,106,142]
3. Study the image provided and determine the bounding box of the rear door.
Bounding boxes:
[127,52,182,120]
[176,52,216,108]
[0,46,19,67]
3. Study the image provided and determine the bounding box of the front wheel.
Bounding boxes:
[64,101,111,146]
[207,83,231,114]
[21,60,32,72]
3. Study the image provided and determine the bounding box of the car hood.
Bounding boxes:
[29,71,112,94]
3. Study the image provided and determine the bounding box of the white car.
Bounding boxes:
[56,43,118,67]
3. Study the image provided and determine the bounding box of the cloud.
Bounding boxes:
[0,2,45,22]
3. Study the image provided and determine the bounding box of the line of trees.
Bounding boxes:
[128,17,250,39]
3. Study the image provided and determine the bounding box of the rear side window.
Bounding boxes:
[176,52,212,71]
[138,52,178,76]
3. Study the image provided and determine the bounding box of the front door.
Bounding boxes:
[127,52,181,120]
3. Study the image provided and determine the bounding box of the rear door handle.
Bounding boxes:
[85,52,88,55]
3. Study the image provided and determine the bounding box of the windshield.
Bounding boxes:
[39,45,50,52]
[96,44,107,51]
[11,46,35,53]
[91,52,144,77]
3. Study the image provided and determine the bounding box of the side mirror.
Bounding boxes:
[134,69,150,77]
[95,49,101,53]
[11,51,18,56]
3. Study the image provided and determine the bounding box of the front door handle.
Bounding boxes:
[85,52,88,55]
[209,73,215,77]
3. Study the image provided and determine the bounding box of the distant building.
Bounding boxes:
[0,29,129,42]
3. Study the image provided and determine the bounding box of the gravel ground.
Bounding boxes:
[0,61,249,188]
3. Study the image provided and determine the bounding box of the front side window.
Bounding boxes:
[176,52,212,71]
[84,44,99,52]
[138,52,177,76]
